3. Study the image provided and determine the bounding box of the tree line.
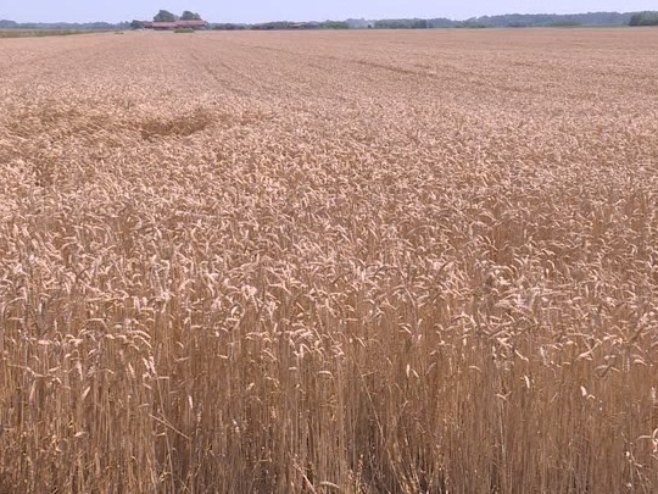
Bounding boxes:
[153,10,202,22]
[209,11,658,30]
[629,12,658,26]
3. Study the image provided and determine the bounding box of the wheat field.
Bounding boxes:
[0,28,657,493]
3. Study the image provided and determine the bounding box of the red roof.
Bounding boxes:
[176,20,208,27]
[151,22,179,29]
[143,19,208,29]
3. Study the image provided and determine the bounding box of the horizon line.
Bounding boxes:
[1,10,653,26]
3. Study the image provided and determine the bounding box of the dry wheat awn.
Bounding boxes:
[0,28,656,493]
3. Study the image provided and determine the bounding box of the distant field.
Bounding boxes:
[0,29,657,493]
[0,28,93,38]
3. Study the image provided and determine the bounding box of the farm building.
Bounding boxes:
[143,19,208,30]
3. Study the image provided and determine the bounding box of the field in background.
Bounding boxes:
[0,29,94,38]
[0,29,657,492]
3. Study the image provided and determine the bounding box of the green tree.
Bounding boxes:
[130,20,145,29]
[181,11,201,21]
[629,12,658,26]
[153,10,176,22]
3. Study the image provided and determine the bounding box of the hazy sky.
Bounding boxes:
[2,1,657,24]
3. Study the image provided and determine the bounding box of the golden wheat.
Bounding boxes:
[0,28,657,493]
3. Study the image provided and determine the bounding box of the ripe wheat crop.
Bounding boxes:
[0,28,657,493]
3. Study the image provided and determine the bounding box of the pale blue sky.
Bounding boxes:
[2,1,657,24]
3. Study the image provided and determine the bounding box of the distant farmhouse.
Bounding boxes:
[143,19,208,30]
[138,10,208,30]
